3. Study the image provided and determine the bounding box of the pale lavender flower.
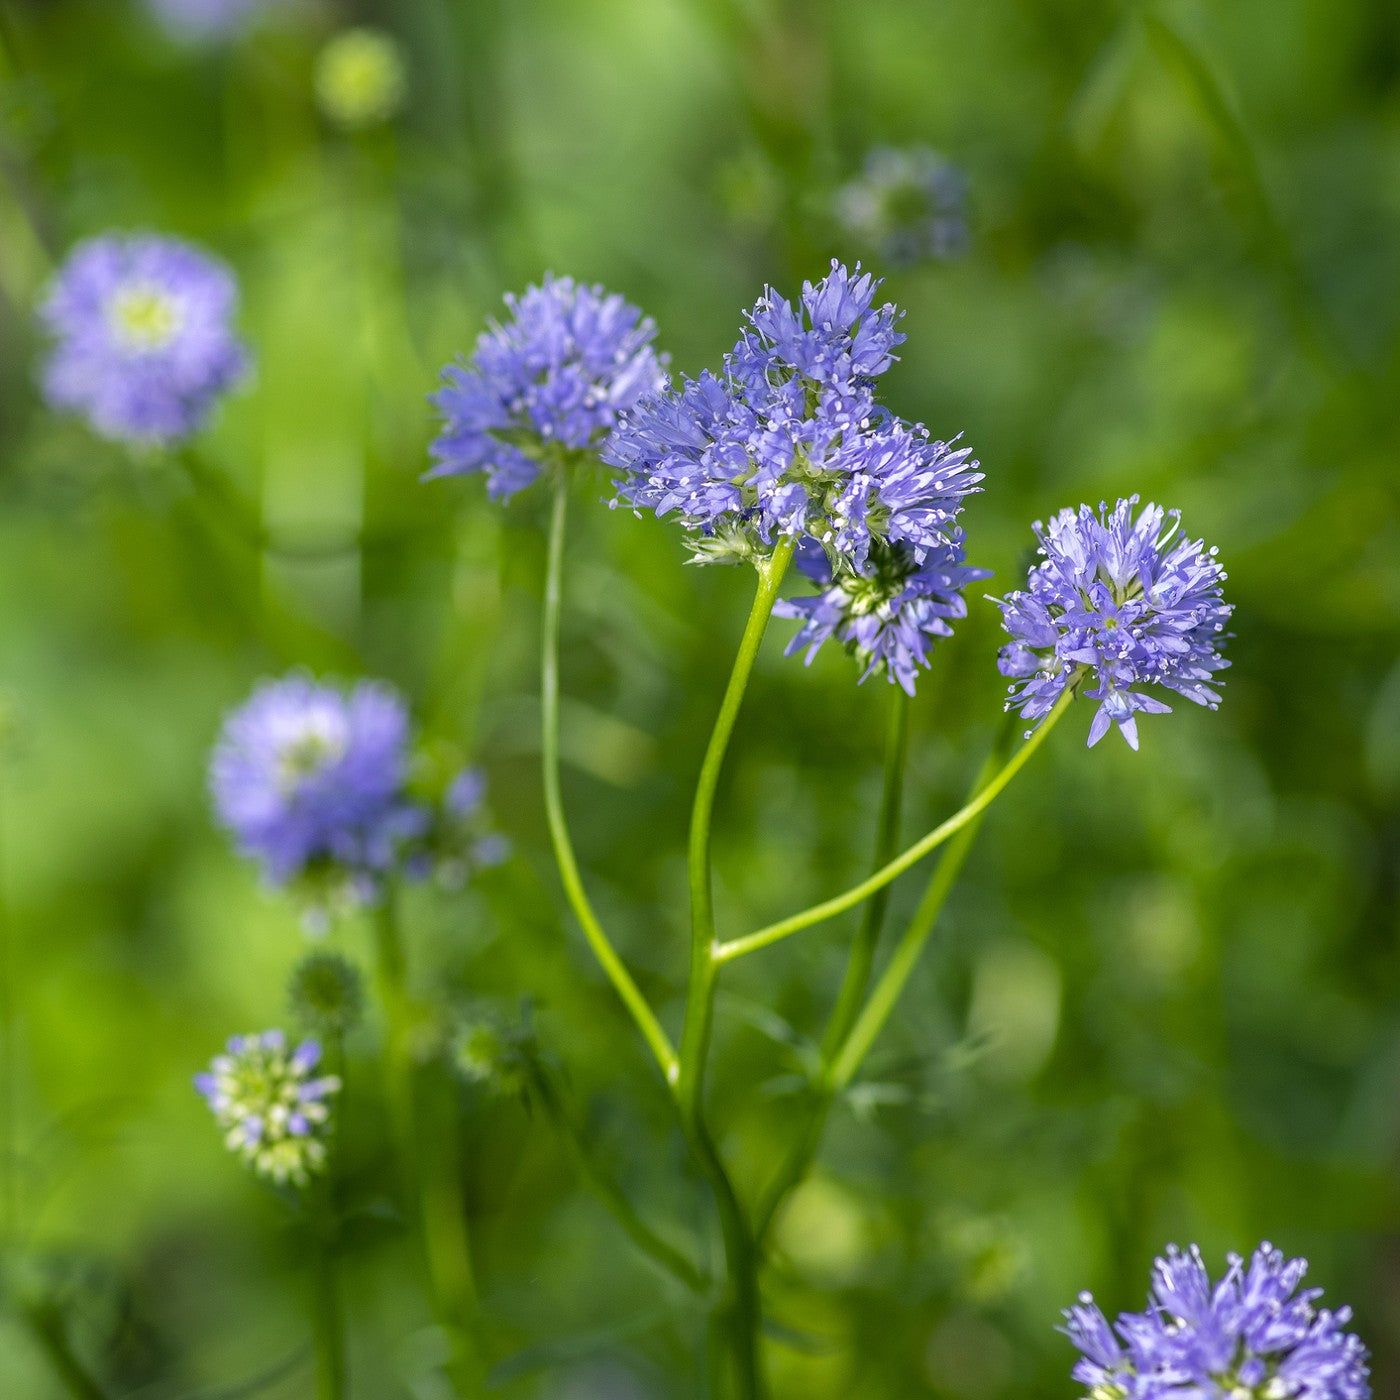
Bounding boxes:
[39,233,247,446]
[195,1030,341,1185]
[209,675,426,895]
[836,146,969,268]
[777,535,988,694]
[429,276,666,499]
[148,0,263,41]
[1063,1242,1370,1400]
[995,497,1231,749]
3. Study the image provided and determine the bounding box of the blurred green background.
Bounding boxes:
[2,0,1400,1395]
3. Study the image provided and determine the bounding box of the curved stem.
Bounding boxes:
[372,896,482,1397]
[754,687,910,1245]
[714,687,1076,963]
[541,476,678,1082]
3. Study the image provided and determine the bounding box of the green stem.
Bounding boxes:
[21,1304,106,1400]
[826,705,1063,1093]
[714,687,1076,963]
[372,897,481,1397]
[535,1073,707,1295]
[310,1239,346,1400]
[541,475,678,1082]
[753,687,910,1245]
[675,539,793,1400]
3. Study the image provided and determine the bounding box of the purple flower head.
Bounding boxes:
[39,233,248,446]
[836,146,969,268]
[776,535,989,695]
[148,0,263,42]
[995,497,1231,750]
[196,1029,341,1185]
[209,674,428,895]
[607,262,980,578]
[1063,1243,1370,1400]
[429,275,666,500]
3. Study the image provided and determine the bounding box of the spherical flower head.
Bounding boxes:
[777,533,989,694]
[606,262,980,573]
[429,276,667,500]
[288,952,364,1037]
[836,146,969,268]
[38,233,249,447]
[209,674,429,895]
[315,29,407,130]
[452,1009,538,1101]
[195,1031,341,1186]
[995,497,1231,750]
[148,0,262,42]
[1062,1242,1370,1400]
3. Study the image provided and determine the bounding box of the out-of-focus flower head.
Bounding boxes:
[777,534,989,694]
[836,146,968,268]
[451,1003,543,1104]
[1063,1242,1370,1400]
[209,674,428,905]
[195,1031,341,1186]
[288,952,364,1037]
[38,233,248,446]
[315,29,407,130]
[606,261,981,573]
[429,276,667,500]
[995,497,1231,749]
[147,0,263,42]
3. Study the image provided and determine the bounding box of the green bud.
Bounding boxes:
[288,952,364,1037]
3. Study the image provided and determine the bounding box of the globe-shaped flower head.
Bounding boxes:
[196,1031,341,1186]
[39,233,248,446]
[608,261,985,691]
[1063,1242,1370,1400]
[315,29,407,130]
[429,276,667,500]
[210,675,427,898]
[836,146,969,268]
[995,497,1231,749]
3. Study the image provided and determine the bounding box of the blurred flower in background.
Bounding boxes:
[996,497,1232,748]
[1063,1242,1371,1400]
[430,275,667,499]
[288,952,364,1039]
[314,28,408,131]
[195,1031,341,1186]
[836,146,969,268]
[37,232,248,446]
[146,0,264,44]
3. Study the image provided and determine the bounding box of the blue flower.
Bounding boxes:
[1063,1242,1370,1400]
[209,675,427,896]
[836,146,969,268]
[39,233,248,445]
[148,0,262,41]
[429,275,666,500]
[195,1030,341,1185]
[995,497,1231,749]
[606,262,981,572]
[776,535,989,694]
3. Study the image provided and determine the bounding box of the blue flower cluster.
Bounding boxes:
[835,146,969,268]
[209,674,505,915]
[606,261,984,691]
[39,233,248,446]
[195,1030,341,1186]
[1064,1243,1370,1400]
[430,275,666,500]
[996,497,1232,749]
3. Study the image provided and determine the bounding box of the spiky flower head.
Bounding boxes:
[836,146,969,268]
[288,952,364,1037]
[452,1005,540,1102]
[38,233,248,446]
[995,497,1231,749]
[606,261,982,573]
[315,29,407,130]
[429,276,667,500]
[1063,1242,1370,1400]
[209,674,428,901]
[777,534,989,694]
[147,0,262,41]
[195,1031,341,1186]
